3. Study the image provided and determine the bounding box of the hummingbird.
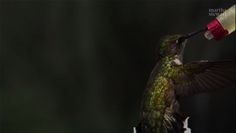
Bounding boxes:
[135,34,236,133]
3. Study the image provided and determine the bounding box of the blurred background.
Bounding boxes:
[1,0,235,133]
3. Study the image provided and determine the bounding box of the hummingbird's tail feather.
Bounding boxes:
[163,112,187,133]
[135,111,188,133]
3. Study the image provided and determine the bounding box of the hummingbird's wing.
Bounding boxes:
[174,60,236,96]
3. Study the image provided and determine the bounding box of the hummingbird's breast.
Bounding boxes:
[140,56,180,130]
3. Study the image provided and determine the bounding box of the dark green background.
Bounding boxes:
[1,0,235,133]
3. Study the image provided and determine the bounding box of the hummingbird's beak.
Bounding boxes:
[178,27,208,43]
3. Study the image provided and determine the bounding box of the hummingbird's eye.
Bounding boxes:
[176,38,182,44]
[177,36,187,44]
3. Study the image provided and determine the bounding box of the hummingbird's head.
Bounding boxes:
[159,34,187,57]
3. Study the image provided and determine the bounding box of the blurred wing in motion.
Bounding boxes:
[174,60,236,96]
